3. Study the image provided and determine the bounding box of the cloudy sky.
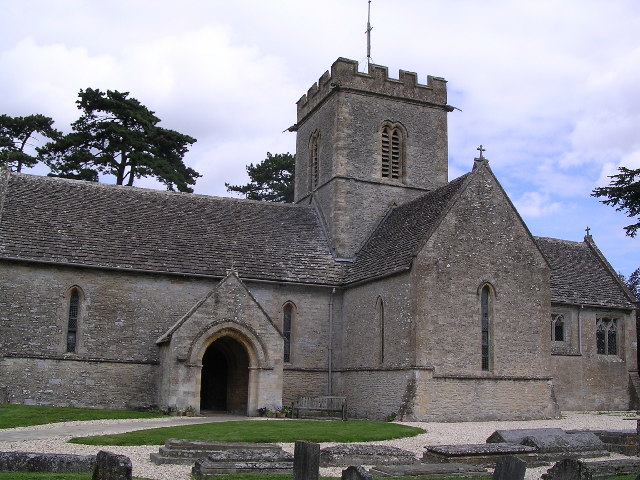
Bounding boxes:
[1,0,639,277]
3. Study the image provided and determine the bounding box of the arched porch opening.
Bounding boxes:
[200,336,250,414]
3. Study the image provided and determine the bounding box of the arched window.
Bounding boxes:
[480,285,493,371]
[596,317,618,355]
[309,130,320,190]
[66,289,80,353]
[551,313,565,342]
[376,297,385,364]
[283,302,295,363]
[381,122,405,180]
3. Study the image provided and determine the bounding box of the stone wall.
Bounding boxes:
[412,375,558,421]
[550,306,637,410]
[0,356,157,409]
[337,274,413,369]
[333,368,416,420]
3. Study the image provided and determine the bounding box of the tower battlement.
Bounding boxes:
[296,57,449,123]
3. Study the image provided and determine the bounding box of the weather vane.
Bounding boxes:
[366,0,373,67]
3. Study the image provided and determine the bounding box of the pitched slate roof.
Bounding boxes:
[345,173,470,284]
[0,172,344,285]
[535,236,636,309]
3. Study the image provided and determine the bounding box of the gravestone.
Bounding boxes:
[541,458,592,480]
[0,452,95,473]
[92,451,132,480]
[320,444,416,466]
[492,455,526,480]
[293,440,320,480]
[342,465,372,480]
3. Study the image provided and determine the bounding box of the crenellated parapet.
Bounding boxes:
[296,57,450,123]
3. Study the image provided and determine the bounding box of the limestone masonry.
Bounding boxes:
[0,57,637,420]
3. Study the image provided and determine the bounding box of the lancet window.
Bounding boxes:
[283,302,295,363]
[66,289,80,353]
[551,313,565,342]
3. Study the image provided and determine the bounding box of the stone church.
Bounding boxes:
[0,58,637,421]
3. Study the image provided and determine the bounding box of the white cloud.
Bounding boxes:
[513,191,563,218]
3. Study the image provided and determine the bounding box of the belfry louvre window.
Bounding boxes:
[283,303,294,363]
[381,123,404,180]
[310,131,320,189]
[596,317,618,355]
[67,290,79,353]
[551,313,565,342]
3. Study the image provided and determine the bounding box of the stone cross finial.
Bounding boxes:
[585,226,591,236]
[473,145,488,170]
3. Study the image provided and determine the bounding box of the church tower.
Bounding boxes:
[293,58,452,259]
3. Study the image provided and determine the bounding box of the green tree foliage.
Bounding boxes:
[226,152,295,202]
[0,114,59,172]
[39,88,200,192]
[621,267,640,299]
[592,166,640,237]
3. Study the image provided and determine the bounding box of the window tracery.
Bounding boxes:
[596,317,618,355]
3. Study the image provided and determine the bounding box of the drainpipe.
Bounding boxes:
[578,305,583,354]
[328,288,335,395]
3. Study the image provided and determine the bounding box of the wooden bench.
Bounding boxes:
[292,396,347,421]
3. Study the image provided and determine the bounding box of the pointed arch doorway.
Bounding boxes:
[200,336,250,414]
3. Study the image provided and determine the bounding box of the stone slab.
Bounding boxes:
[487,429,566,444]
[422,444,542,468]
[371,463,488,478]
[0,451,95,473]
[151,439,290,465]
[192,459,293,478]
[425,443,537,456]
[321,444,417,466]
[165,439,281,451]
[521,432,605,453]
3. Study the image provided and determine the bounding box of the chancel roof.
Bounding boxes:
[0,172,344,285]
[345,174,470,284]
[535,236,635,309]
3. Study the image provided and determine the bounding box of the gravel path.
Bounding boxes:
[0,411,634,480]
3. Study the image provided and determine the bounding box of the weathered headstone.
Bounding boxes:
[0,452,95,473]
[342,465,372,480]
[492,455,526,480]
[92,450,132,480]
[541,458,592,480]
[293,440,320,480]
[320,444,417,466]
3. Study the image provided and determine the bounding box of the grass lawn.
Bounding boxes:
[0,404,163,429]
[69,419,425,446]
